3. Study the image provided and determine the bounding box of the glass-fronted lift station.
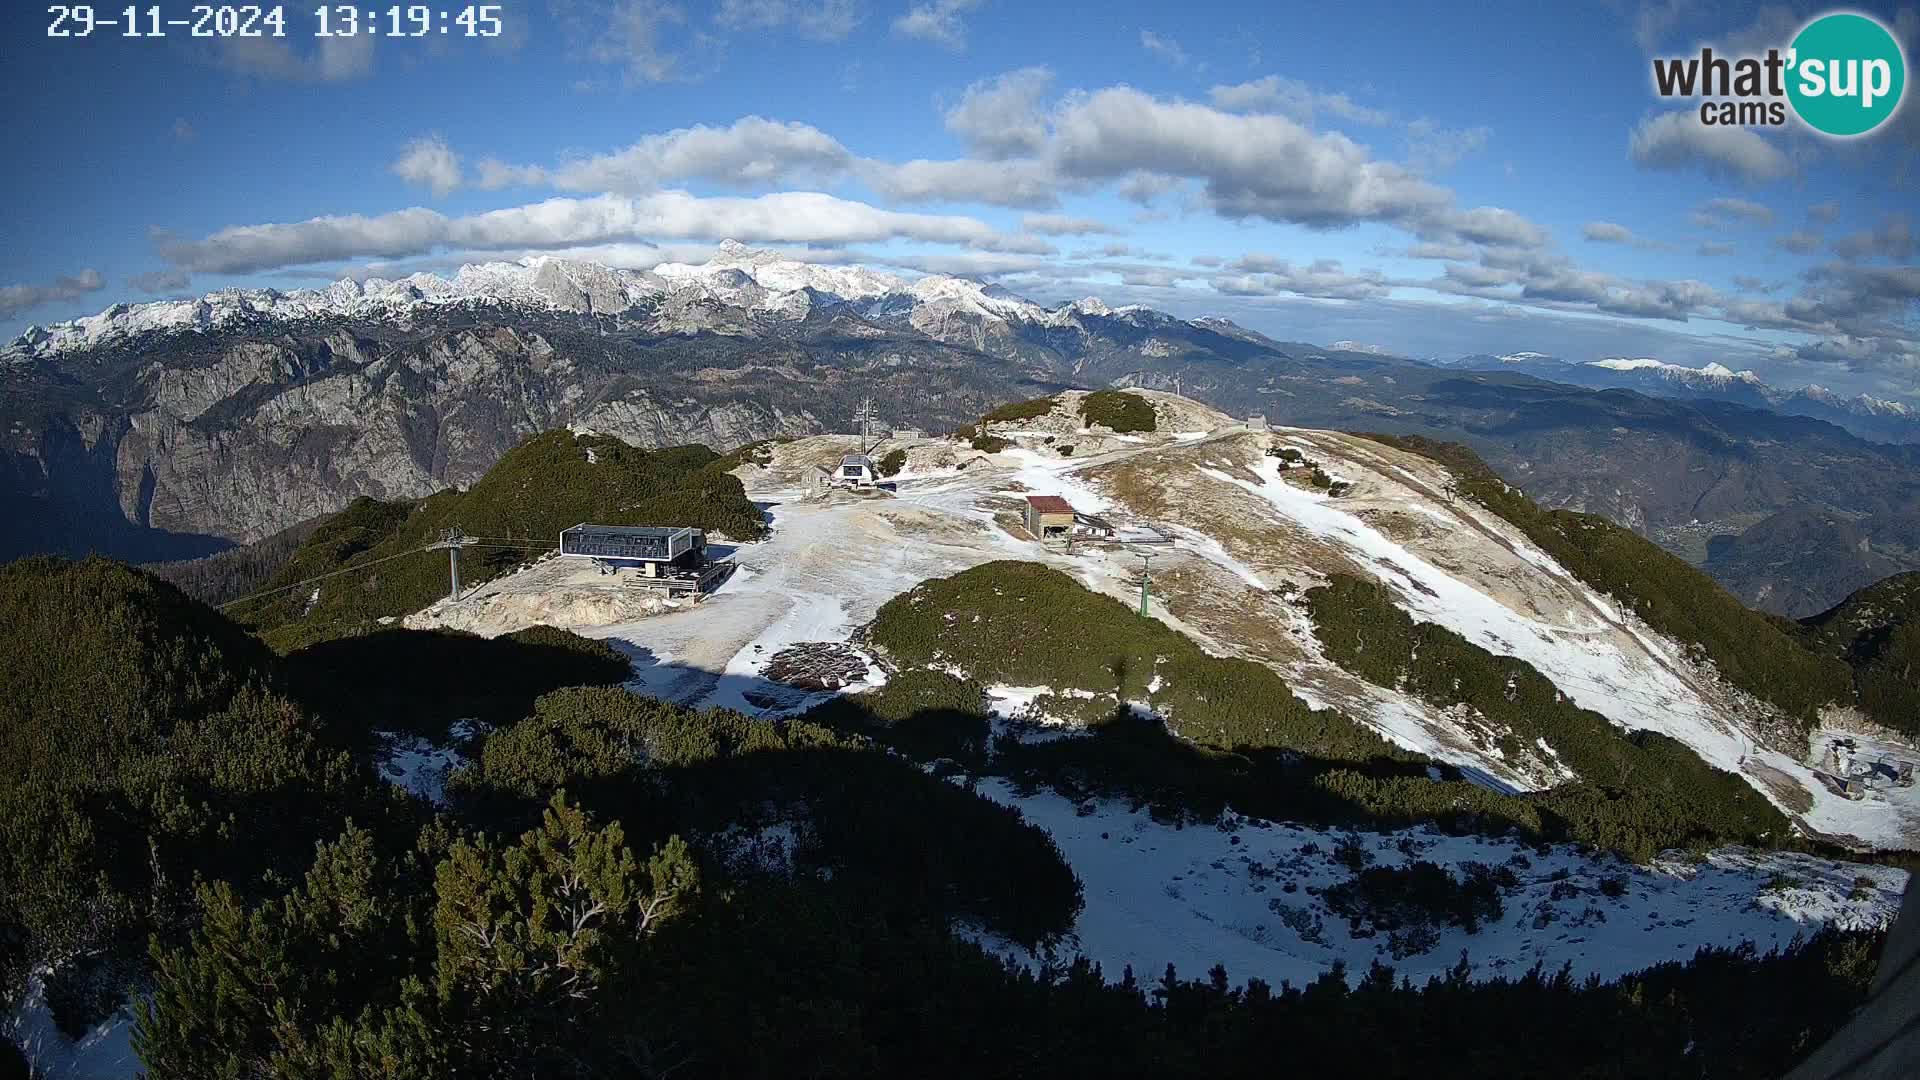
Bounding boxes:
[557,524,706,567]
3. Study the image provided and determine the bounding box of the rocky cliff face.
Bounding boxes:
[1,312,1031,555]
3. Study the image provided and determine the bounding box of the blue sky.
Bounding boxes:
[2,0,1917,397]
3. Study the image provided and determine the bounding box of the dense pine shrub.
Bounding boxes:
[135,796,698,1078]
[1078,389,1157,433]
[0,559,381,1023]
[868,561,1402,763]
[983,396,1059,423]
[456,687,1083,946]
[282,624,631,738]
[1,555,1888,1077]
[803,668,991,764]
[1797,572,1920,737]
[1324,860,1513,957]
[144,515,324,606]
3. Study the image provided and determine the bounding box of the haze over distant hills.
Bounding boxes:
[5,243,1918,616]
[1436,351,1920,446]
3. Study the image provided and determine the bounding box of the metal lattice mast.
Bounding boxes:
[856,395,878,451]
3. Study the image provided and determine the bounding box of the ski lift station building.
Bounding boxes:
[559,524,704,570]
[557,523,732,596]
[837,454,877,488]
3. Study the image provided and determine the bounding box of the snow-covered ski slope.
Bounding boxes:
[437,390,1916,849]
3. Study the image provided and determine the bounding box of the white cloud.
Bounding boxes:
[152,192,1049,273]
[209,34,375,81]
[891,0,981,50]
[1046,87,1448,226]
[0,268,105,317]
[392,135,464,198]
[1212,256,1387,300]
[1404,241,1478,261]
[1419,206,1549,249]
[1581,220,1668,250]
[943,67,1053,159]
[476,159,550,190]
[714,0,861,40]
[1206,75,1388,126]
[1773,229,1824,255]
[1832,213,1916,261]
[1440,261,1518,290]
[1405,119,1490,174]
[499,117,855,193]
[1692,196,1776,227]
[1139,30,1189,68]
[870,250,1052,276]
[1627,111,1793,182]
[1632,0,1691,53]
[1118,266,1196,288]
[1115,171,1185,205]
[130,268,194,294]
[861,157,1062,208]
[585,0,691,83]
[1021,213,1118,236]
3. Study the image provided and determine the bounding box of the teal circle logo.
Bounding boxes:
[1787,13,1907,136]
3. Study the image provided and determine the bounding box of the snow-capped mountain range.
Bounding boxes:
[1587,357,1763,385]
[1445,350,1918,442]
[3,240,1183,360]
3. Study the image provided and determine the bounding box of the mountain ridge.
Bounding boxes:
[1441,351,1920,443]
[7,243,1920,620]
[4,239,1257,362]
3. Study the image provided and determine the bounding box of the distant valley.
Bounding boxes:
[1433,351,1920,614]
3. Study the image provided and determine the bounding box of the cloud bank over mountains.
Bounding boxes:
[7,0,1915,399]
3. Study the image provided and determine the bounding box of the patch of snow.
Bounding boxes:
[972,781,1908,989]
[376,728,469,804]
[4,972,139,1080]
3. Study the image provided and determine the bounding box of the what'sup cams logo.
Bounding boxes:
[1652,11,1907,136]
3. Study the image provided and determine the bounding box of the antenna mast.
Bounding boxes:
[856,395,877,452]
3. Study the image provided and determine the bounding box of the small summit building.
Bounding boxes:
[1025,494,1076,539]
[1025,494,1118,543]
[837,453,877,488]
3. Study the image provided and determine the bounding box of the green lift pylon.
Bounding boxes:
[1135,551,1157,617]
